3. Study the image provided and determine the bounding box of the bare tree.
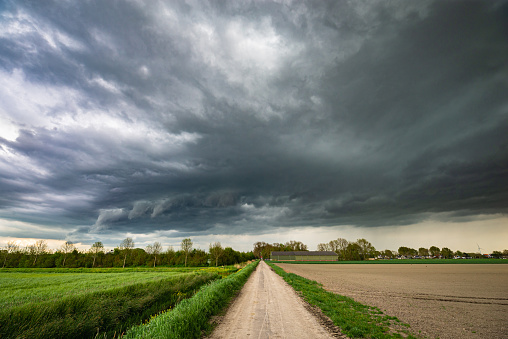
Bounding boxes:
[2,241,19,268]
[119,237,135,268]
[317,242,331,251]
[146,242,163,267]
[181,238,193,267]
[323,238,349,260]
[30,240,48,266]
[90,242,104,268]
[60,241,75,267]
[284,240,308,251]
[152,242,162,267]
[209,242,224,267]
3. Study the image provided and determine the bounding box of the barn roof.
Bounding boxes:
[270,251,338,256]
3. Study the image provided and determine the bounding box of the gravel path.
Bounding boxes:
[208,261,340,339]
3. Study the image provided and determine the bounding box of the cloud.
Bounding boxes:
[0,0,507,248]
[91,209,128,232]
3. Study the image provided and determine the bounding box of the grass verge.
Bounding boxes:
[0,272,218,339]
[123,260,259,338]
[268,262,419,339]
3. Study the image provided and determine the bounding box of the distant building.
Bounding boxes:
[270,251,338,261]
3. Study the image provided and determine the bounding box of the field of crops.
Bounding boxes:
[0,266,242,338]
[0,271,190,309]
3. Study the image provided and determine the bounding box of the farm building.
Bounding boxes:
[270,251,338,261]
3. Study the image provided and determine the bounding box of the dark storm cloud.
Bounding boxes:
[0,0,507,242]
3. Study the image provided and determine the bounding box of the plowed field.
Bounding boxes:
[277,263,508,339]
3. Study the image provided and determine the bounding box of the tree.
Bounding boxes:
[146,242,163,267]
[356,238,376,260]
[284,240,308,251]
[222,247,241,265]
[272,243,285,251]
[332,238,349,260]
[119,238,134,268]
[344,242,361,261]
[429,246,440,257]
[60,241,75,267]
[90,242,104,268]
[165,246,176,265]
[382,249,394,259]
[181,238,192,267]
[2,241,19,268]
[187,248,208,266]
[398,246,417,258]
[30,240,48,266]
[253,242,274,259]
[418,247,429,257]
[317,238,349,259]
[317,243,331,251]
[209,242,225,267]
[441,247,453,259]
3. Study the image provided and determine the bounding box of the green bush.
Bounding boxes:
[124,260,259,338]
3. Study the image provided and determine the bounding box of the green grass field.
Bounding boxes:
[270,258,507,264]
[0,266,241,338]
[0,271,188,309]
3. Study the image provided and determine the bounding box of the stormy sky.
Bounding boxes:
[1,0,507,252]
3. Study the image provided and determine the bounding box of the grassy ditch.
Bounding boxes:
[0,272,218,339]
[123,260,259,338]
[268,262,419,339]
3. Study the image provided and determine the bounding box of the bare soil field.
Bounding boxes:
[208,261,341,338]
[277,263,508,339]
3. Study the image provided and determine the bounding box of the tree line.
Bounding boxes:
[1,238,255,268]
[252,238,508,261]
[319,238,508,260]
[253,240,308,259]
[253,238,377,261]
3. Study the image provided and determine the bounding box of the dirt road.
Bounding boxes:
[208,261,339,339]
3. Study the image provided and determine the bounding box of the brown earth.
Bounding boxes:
[277,263,508,339]
[207,260,344,338]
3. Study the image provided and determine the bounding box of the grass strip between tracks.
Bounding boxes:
[268,262,420,339]
[123,260,259,339]
[0,272,219,339]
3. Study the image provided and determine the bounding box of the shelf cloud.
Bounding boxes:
[0,0,507,250]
